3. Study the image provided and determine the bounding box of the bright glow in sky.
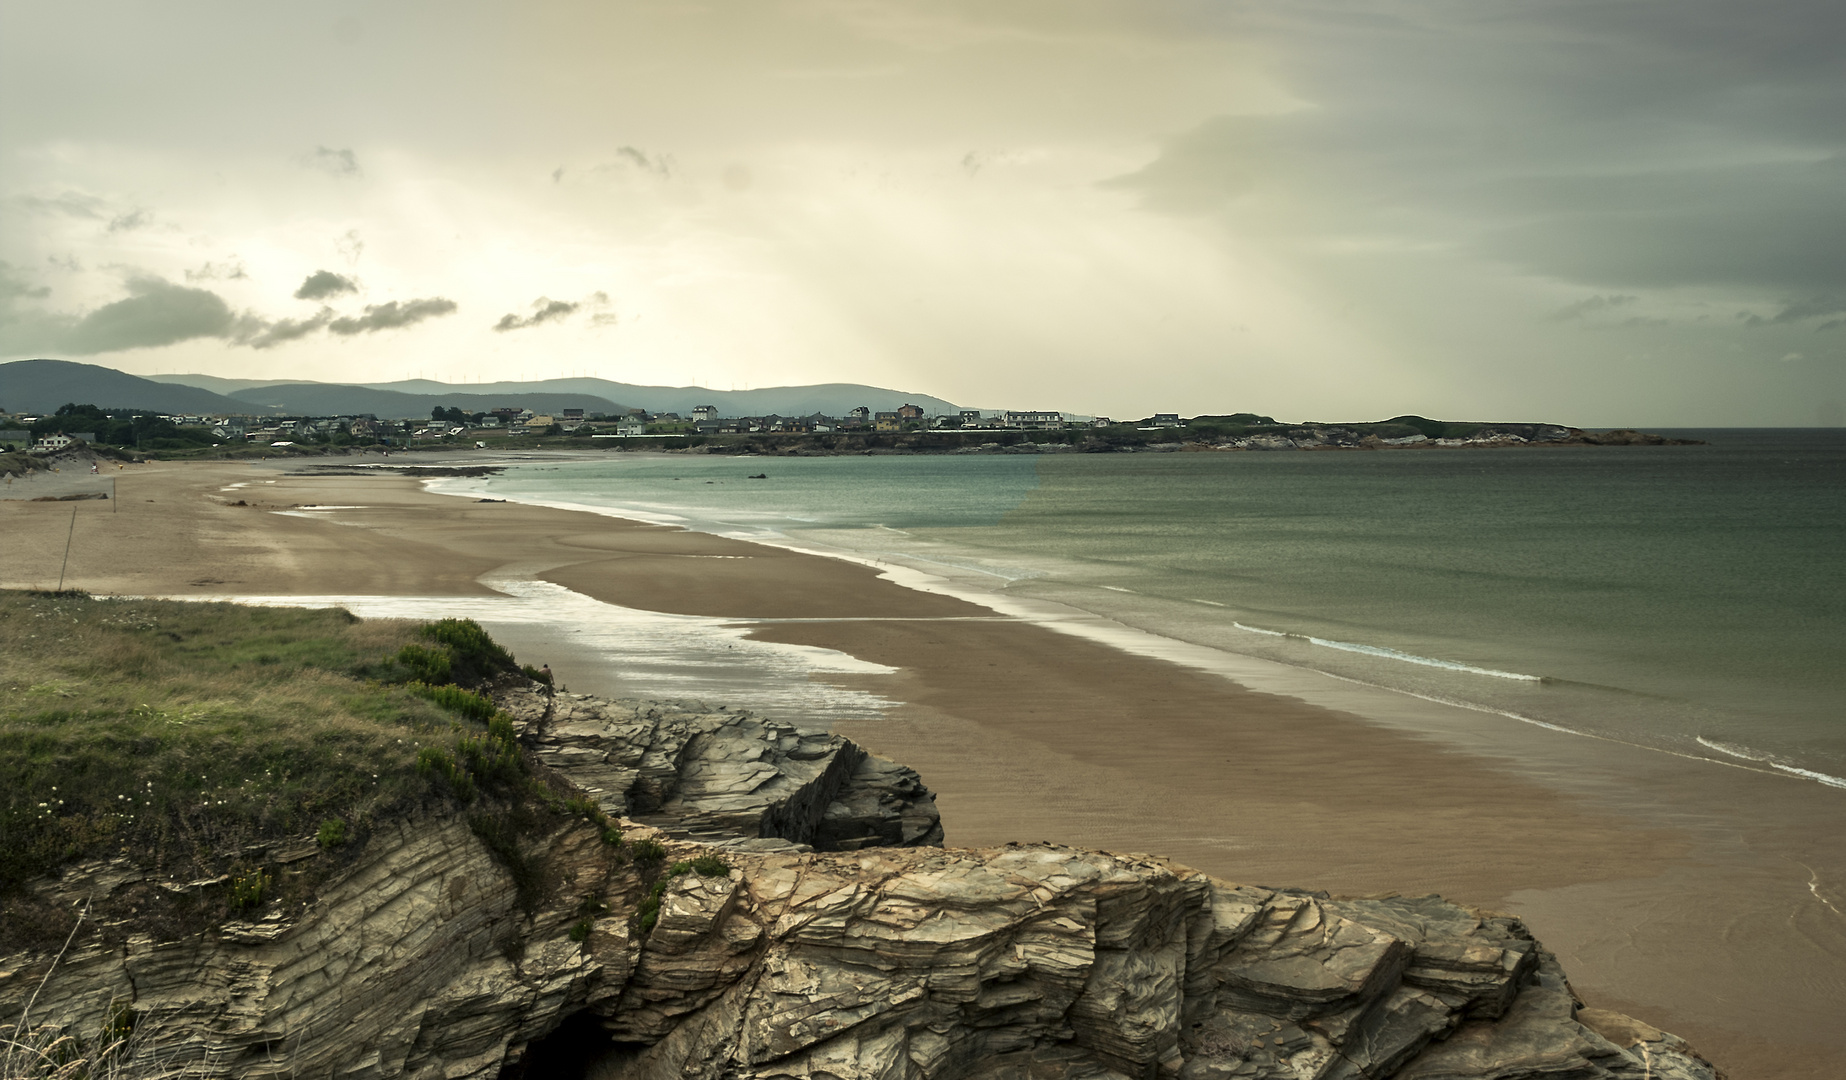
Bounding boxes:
[3,0,1843,424]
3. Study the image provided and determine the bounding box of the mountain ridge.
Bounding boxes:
[6,361,969,420]
[163,372,967,417]
[0,359,281,416]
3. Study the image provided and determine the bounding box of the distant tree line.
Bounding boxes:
[29,403,218,452]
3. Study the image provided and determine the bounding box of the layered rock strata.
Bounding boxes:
[498,688,944,850]
[0,692,1717,1080]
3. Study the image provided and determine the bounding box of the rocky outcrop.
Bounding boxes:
[608,849,1715,1080]
[0,693,1717,1080]
[498,688,944,850]
[2,814,628,1080]
[1,830,1717,1080]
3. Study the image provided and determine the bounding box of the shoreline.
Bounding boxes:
[421,455,1846,792]
[2,456,1841,1076]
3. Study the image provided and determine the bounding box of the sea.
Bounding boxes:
[421,429,1846,789]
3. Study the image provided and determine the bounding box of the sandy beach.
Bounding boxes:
[3,455,1841,1077]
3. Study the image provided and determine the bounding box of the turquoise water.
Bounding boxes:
[444,431,1846,783]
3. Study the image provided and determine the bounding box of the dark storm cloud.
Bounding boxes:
[0,269,455,354]
[1116,0,1846,298]
[492,297,578,332]
[294,269,358,301]
[1740,296,1846,327]
[1472,158,1846,292]
[327,297,458,334]
[304,146,362,177]
[57,277,236,354]
[236,309,333,349]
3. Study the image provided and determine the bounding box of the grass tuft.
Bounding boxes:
[0,594,569,950]
[629,838,666,868]
[316,818,347,850]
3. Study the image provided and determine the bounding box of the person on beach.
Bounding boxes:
[540,664,553,695]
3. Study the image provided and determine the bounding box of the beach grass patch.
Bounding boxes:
[0,592,563,948]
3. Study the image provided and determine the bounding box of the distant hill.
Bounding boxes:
[357,378,965,418]
[152,373,965,418]
[0,359,279,416]
[145,373,299,395]
[223,384,634,419]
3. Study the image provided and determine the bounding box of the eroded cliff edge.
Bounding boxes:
[1,686,1717,1080]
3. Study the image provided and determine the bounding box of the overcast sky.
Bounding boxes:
[2,0,1842,425]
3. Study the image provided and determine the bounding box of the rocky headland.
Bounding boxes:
[0,674,1721,1080]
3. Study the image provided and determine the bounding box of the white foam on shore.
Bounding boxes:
[140,578,897,723]
[1697,737,1846,789]
[1231,622,1543,681]
[418,468,1846,792]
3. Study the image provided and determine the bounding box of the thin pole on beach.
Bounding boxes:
[56,505,77,592]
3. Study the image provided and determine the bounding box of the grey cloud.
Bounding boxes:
[18,191,109,219]
[1472,158,1846,292]
[328,297,458,334]
[236,309,333,349]
[295,269,359,301]
[335,230,364,265]
[0,270,453,354]
[1113,1,1846,300]
[58,277,236,354]
[1757,296,1846,326]
[1103,114,1284,215]
[588,291,618,327]
[493,297,579,332]
[1548,295,1638,322]
[612,147,672,177]
[106,208,151,233]
[47,255,83,273]
[186,260,248,282]
[0,263,51,300]
[305,146,362,177]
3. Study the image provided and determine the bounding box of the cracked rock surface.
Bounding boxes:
[499,688,944,850]
[1,690,1717,1080]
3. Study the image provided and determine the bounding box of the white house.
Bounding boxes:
[1004,411,1065,430]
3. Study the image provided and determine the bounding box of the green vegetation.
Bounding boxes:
[316,818,347,849]
[0,593,566,948]
[637,853,731,933]
[30,403,218,453]
[229,867,270,912]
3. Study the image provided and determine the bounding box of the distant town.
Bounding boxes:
[0,401,1182,456]
[0,396,1690,462]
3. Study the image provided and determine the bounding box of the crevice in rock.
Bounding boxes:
[499,1011,620,1080]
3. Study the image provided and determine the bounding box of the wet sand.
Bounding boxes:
[3,456,1841,1076]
